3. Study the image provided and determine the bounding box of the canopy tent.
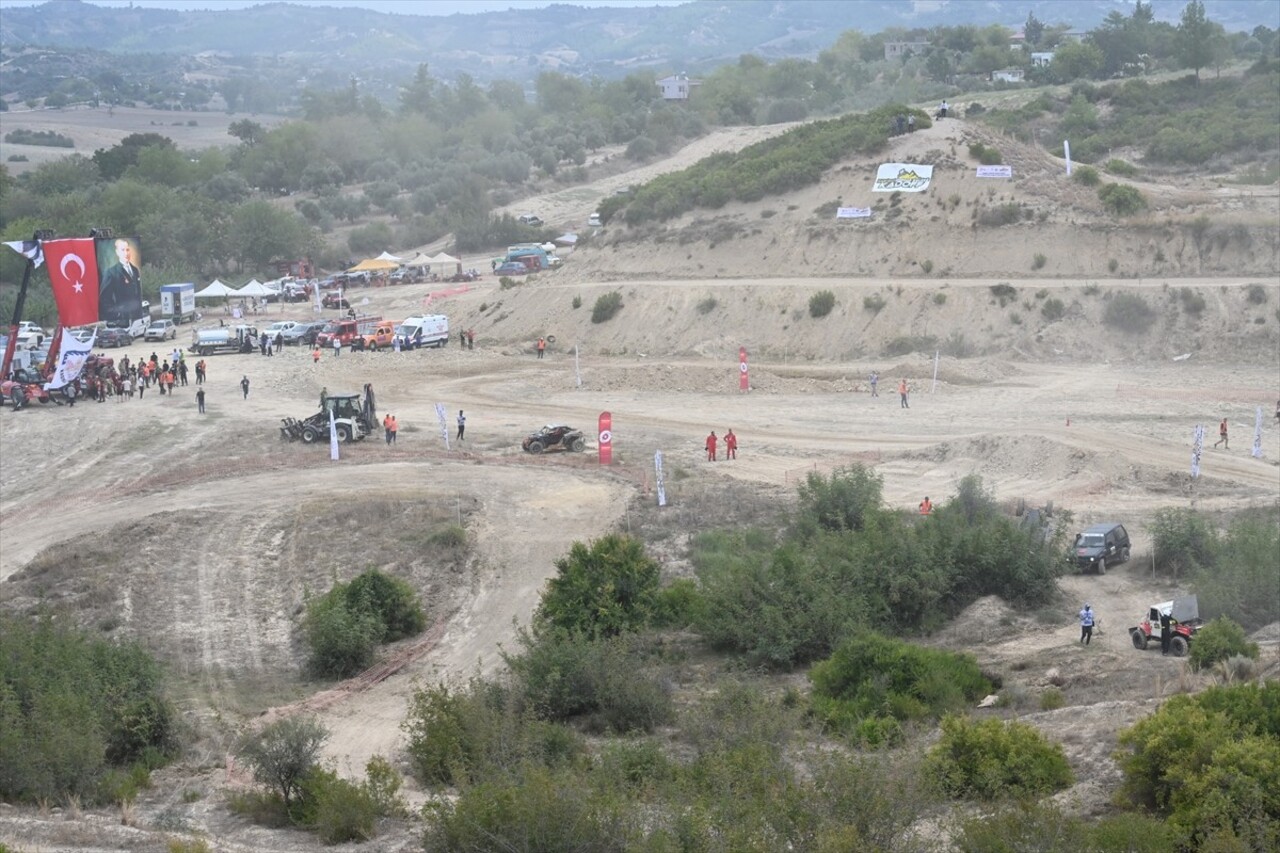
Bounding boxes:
[235,279,274,297]
[374,251,404,264]
[554,233,579,246]
[401,253,432,267]
[348,258,399,273]
[194,279,236,298]
[430,252,460,265]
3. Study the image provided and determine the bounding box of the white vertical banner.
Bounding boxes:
[314,280,323,313]
[435,403,451,450]
[931,350,939,394]
[1253,407,1264,459]
[1063,140,1072,176]
[329,408,340,461]
[1191,424,1204,478]
[574,344,581,388]
[654,450,667,507]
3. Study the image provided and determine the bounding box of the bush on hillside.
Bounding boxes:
[810,634,991,742]
[1072,165,1100,186]
[1099,183,1147,216]
[808,289,836,318]
[236,716,328,811]
[591,291,623,323]
[0,618,178,803]
[303,569,425,678]
[927,716,1073,800]
[955,803,1185,852]
[1041,297,1066,320]
[1195,512,1280,630]
[1102,292,1156,333]
[1150,507,1218,576]
[967,142,1003,165]
[1188,617,1259,672]
[1116,682,1280,849]
[535,534,661,639]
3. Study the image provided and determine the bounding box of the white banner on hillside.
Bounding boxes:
[329,408,340,461]
[872,163,933,192]
[976,165,1012,178]
[1253,407,1264,459]
[655,450,667,507]
[1191,424,1204,478]
[45,328,94,390]
[435,402,450,450]
[836,207,873,218]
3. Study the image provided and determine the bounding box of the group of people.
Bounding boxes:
[867,372,911,407]
[381,413,399,445]
[259,332,284,356]
[704,429,738,461]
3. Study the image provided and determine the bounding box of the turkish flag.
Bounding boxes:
[42,239,100,326]
[739,346,749,391]
[598,411,612,465]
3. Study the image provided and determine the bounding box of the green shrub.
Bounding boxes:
[920,259,934,274]
[1179,287,1206,315]
[1040,687,1066,711]
[299,767,378,843]
[808,289,836,318]
[1245,284,1268,304]
[810,634,992,736]
[1195,512,1280,631]
[571,295,582,309]
[1117,682,1280,849]
[235,717,328,811]
[927,715,1073,801]
[990,282,1017,305]
[882,334,938,357]
[696,296,718,314]
[1099,182,1147,215]
[0,619,178,803]
[955,803,1185,853]
[863,293,886,313]
[1032,252,1047,270]
[345,570,425,642]
[505,628,673,734]
[967,142,1003,165]
[652,578,704,628]
[977,202,1023,226]
[1189,617,1260,672]
[795,464,884,535]
[1073,165,1101,186]
[535,534,661,639]
[1150,507,1218,576]
[933,292,947,305]
[591,291,623,323]
[1103,292,1156,333]
[1041,298,1066,320]
[498,276,518,290]
[1105,158,1139,177]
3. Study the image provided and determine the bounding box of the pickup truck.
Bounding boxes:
[190,325,258,356]
[357,323,398,351]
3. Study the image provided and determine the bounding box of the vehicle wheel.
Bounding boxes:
[301,427,318,444]
[527,440,544,454]
[369,343,378,352]
[201,347,212,356]
[337,424,353,442]
[10,389,25,409]
[569,437,585,452]
[1169,636,1189,657]
[1097,557,1106,575]
[1120,546,1131,564]
[1130,629,1148,651]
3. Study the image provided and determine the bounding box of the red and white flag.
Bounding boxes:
[738,346,749,391]
[41,238,99,327]
[598,411,612,465]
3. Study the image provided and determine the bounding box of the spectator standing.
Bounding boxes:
[536,337,546,359]
[240,375,250,399]
[724,429,737,460]
[196,388,206,414]
[457,410,466,441]
[1079,604,1094,645]
[1213,418,1229,449]
[705,430,718,462]
[869,371,879,397]
[899,378,910,409]
[332,337,341,358]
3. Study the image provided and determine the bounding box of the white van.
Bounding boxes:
[395,315,449,349]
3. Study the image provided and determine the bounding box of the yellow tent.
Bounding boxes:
[347,258,399,272]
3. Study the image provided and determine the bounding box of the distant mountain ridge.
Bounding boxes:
[1,0,1273,82]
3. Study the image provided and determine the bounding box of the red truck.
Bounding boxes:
[315,314,382,348]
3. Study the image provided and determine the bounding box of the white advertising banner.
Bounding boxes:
[654,450,667,507]
[836,207,873,218]
[976,165,1012,178]
[329,408,340,461]
[44,328,95,390]
[872,163,933,192]
[1253,407,1264,459]
[1191,424,1204,478]
[435,402,451,450]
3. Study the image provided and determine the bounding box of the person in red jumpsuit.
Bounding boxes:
[705,430,718,461]
[724,429,738,460]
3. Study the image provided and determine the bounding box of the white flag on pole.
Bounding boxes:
[45,328,95,390]
[655,450,667,507]
[435,402,451,450]
[1253,407,1264,459]
[329,407,340,461]
[1190,424,1204,478]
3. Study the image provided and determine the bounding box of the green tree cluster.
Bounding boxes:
[303,568,425,678]
[927,715,1073,800]
[0,617,178,803]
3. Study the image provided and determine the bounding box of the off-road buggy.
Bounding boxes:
[1129,596,1203,657]
[522,424,586,454]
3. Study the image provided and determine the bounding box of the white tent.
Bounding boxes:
[402,252,432,268]
[235,279,274,297]
[430,252,460,265]
[194,279,236,298]
[554,233,579,246]
[375,251,404,264]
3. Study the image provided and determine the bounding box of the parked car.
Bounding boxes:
[99,327,133,348]
[494,262,529,276]
[587,212,602,227]
[518,213,543,227]
[144,320,177,342]
[1072,522,1131,574]
[282,321,327,346]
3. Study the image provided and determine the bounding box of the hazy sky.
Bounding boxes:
[0,0,688,13]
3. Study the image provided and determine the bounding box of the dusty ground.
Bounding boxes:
[2,106,1279,852]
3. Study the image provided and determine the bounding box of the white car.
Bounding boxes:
[144,320,177,341]
[587,212,602,227]
[263,320,298,338]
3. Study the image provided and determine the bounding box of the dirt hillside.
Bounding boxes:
[2,108,1278,852]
